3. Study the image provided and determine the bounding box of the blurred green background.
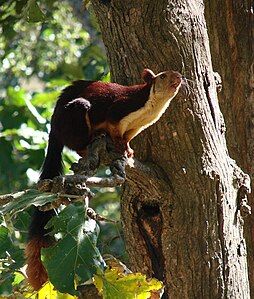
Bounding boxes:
[0,1,126,294]
[0,0,109,192]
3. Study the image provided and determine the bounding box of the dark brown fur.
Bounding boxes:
[50,80,151,153]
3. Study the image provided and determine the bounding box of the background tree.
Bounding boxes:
[204,2,254,293]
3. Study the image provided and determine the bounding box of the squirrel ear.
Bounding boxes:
[142,69,156,84]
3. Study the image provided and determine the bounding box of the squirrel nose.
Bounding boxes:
[171,72,182,85]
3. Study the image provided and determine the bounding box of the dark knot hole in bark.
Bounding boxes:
[135,202,165,282]
[139,203,160,217]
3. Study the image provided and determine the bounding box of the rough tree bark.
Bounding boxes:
[204,1,254,294]
[91,0,251,298]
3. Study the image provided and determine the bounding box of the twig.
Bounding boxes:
[87,207,118,223]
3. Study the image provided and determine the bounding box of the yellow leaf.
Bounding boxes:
[24,282,78,299]
[38,282,57,299]
[94,274,104,294]
[94,267,164,299]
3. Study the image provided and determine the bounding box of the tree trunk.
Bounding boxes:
[91,0,251,298]
[204,1,254,294]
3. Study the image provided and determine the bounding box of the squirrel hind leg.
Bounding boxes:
[106,124,135,157]
[53,98,91,152]
[110,135,134,158]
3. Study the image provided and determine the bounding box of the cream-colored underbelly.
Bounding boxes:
[118,98,171,137]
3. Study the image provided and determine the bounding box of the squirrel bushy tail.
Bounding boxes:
[25,133,63,290]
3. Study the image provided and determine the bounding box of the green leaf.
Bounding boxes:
[23,0,45,22]
[13,210,31,232]
[94,268,164,299]
[0,272,14,296]
[6,86,26,106]
[0,226,24,265]
[0,225,10,256]
[0,226,24,293]
[0,189,58,216]
[42,203,105,295]
[15,0,28,15]
[61,62,84,79]
[1,22,16,39]
[31,90,60,106]
[13,271,25,285]
[12,210,31,242]
[101,72,111,83]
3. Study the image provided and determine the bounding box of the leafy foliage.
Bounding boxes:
[94,267,164,299]
[0,0,108,193]
[0,189,57,215]
[0,225,24,295]
[0,188,118,296]
[42,203,105,295]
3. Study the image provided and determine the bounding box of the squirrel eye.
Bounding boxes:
[160,74,167,79]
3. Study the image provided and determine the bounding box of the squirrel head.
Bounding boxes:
[143,68,183,100]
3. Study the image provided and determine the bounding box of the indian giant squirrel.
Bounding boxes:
[25,68,183,290]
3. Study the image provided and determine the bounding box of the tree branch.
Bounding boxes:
[0,134,168,211]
